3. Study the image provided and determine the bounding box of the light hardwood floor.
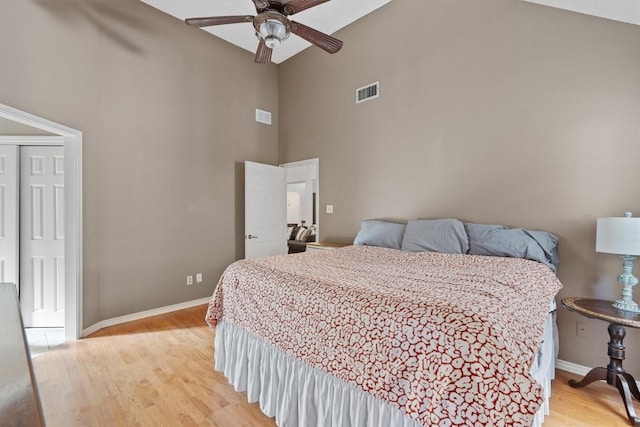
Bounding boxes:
[32,305,637,426]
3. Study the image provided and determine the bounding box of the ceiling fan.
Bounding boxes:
[185,0,344,64]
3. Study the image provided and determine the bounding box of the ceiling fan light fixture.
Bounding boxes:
[259,19,289,48]
[254,13,290,49]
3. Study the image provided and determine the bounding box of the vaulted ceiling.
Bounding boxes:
[139,0,639,65]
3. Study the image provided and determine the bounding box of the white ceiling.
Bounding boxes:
[140,0,392,64]
[524,0,640,25]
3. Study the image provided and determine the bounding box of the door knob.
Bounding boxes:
[246,234,259,240]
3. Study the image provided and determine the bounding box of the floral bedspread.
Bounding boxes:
[206,245,562,426]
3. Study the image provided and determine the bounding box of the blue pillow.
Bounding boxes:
[465,223,559,272]
[401,219,469,254]
[353,220,406,249]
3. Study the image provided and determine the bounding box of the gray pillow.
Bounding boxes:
[353,220,406,249]
[524,229,559,270]
[401,219,469,254]
[465,223,559,272]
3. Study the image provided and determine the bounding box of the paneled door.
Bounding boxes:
[245,161,286,259]
[20,146,64,327]
[0,145,18,292]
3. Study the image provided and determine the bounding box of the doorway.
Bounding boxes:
[0,103,83,340]
[280,158,320,241]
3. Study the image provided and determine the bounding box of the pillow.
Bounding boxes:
[465,223,559,272]
[401,219,469,254]
[525,229,559,269]
[290,225,302,240]
[353,220,407,249]
[287,226,295,240]
[295,226,312,242]
[307,225,317,242]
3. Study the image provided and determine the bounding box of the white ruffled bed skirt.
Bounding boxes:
[215,319,555,427]
[530,309,558,427]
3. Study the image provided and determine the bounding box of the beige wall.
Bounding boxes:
[279,1,640,369]
[0,0,279,327]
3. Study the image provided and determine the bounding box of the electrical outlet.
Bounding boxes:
[326,204,334,214]
[187,275,193,286]
[196,273,203,283]
[576,321,588,337]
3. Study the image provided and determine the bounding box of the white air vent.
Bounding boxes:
[256,109,272,125]
[356,82,379,104]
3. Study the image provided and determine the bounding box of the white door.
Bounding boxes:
[0,145,19,291]
[20,146,64,327]
[245,161,286,259]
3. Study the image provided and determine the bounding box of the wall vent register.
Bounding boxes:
[356,82,379,104]
[255,109,272,125]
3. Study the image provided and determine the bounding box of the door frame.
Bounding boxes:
[0,103,83,340]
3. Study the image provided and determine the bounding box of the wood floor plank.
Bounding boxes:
[31,305,640,426]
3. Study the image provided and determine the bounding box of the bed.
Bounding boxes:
[206,220,562,427]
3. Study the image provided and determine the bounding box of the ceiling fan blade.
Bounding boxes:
[283,0,331,15]
[290,21,343,54]
[254,40,273,64]
[185,16,254,28]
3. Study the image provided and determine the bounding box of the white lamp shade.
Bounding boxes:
[596,217,640,256]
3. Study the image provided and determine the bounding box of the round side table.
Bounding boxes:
[562,297,640,426]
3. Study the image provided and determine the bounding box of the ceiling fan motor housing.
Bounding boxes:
[254,11,290,49]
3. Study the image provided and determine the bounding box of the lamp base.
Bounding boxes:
[613,299,640,314]
[614,255,640,314]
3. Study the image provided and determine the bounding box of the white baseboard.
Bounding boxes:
[556,358,640,389]
[555,359,591,377]
[81,297,210,338]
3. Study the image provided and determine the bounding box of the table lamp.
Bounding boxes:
[596,212,640,313]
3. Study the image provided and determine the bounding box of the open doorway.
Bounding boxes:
[280,158,319,253]
[0,103,83,340]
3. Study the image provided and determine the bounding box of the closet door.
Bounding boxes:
[0,145,18,292]
[20,146,64,327]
